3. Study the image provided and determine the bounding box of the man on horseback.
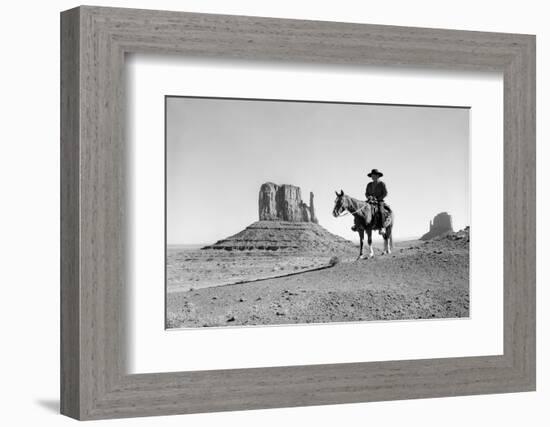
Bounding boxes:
[334,186,394,259]
[365,168,388,235]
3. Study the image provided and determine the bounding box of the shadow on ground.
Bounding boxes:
[35,399,59,414]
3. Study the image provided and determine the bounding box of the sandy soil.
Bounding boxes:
[167,232,469,328]
[167,247,352,293]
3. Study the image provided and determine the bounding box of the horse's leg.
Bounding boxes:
[368,231,374,258]
[357,228,365,260]
[383,236,391,254]
[386,225,392,254]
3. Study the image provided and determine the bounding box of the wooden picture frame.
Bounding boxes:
[60,5,536,420]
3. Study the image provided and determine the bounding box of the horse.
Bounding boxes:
[332,190,394,260]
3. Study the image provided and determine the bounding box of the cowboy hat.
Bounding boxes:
[367,168,383,177]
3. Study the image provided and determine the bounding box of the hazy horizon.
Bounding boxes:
[167,97,470,244]
[166,235,423,248]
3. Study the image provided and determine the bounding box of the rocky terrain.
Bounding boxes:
[167,228,470,328]
[167,182,469,329]
[167,245,356,293]
[202,221,352,251]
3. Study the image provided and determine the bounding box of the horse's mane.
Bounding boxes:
[344,194,367,209]
[341,194,373,227]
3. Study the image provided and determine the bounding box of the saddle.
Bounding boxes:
[366,196,392,213]
[366,196,391,229]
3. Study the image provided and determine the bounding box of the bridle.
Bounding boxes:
[334,198,369,217]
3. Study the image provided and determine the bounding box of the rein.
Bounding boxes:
[336,203,368,217]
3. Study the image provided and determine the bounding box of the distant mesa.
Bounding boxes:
[420,212,454,240]
[203,182,351,251]
[258,182,318,223]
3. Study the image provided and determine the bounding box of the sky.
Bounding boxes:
[166,97,470,244]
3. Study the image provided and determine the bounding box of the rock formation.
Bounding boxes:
[204,182,350,251]
[420,212,454,240]
[309,192,318,224]
[202,220,352,251]
[258,183,317,223]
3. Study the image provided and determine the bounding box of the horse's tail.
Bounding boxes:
[389,213,394,249]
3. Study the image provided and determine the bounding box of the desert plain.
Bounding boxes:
[166,228,469,328]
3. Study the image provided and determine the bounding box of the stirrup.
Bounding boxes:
[379,227,386,235]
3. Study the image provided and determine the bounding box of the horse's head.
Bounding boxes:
[332,190,347,217]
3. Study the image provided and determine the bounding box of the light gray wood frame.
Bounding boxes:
[60,5,536,420]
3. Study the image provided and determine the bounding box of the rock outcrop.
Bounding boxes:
[258,183,318,223]
[420,212,454,240]
[204,182,351,251]
[203,221,352,251]
[309,192,318,224]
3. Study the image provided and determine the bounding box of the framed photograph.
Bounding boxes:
[164,96,471,329]
[61,6,535,420]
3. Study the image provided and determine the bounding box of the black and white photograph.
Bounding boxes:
[166,96,471,328]
[2,0,542,423]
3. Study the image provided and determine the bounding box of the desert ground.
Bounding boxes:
[166,229,469,328]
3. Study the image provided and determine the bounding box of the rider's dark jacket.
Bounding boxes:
[365,181,388,201]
